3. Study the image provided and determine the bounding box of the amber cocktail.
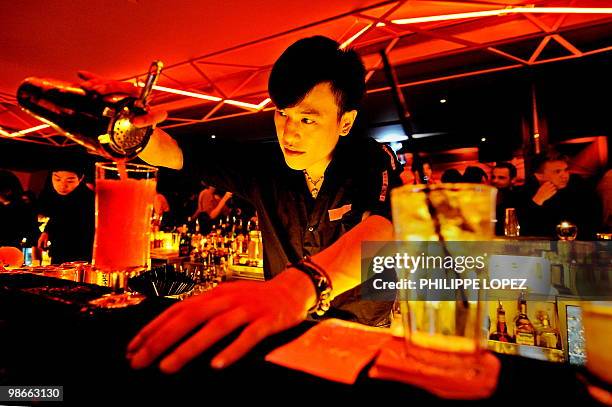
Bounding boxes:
[93,162,157,288]
[391,183,497,353]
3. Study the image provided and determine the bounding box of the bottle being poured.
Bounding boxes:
[16,60,164,163]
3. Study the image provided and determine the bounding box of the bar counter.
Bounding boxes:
[0,273,602,406]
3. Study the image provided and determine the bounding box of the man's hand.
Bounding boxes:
[126,268,316,373]
[78,71,140,98]
[77,71,180,168]
[77,71,168,128]
[532,181,558,206]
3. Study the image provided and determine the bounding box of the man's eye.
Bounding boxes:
[302,118,314,124]
[277,110,287,117]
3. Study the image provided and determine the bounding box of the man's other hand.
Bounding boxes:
[126,268,316,373]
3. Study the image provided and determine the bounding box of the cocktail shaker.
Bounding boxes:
[16,60,163,160]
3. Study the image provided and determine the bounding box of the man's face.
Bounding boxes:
[490,168,513,189]
[52,171,82,195]
[274,82,356,171]
[537,160,570,189]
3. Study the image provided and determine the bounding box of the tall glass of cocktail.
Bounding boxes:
[389,183,498,398]
[92,162,157,292]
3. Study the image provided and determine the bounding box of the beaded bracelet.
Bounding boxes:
[292,257,333,317]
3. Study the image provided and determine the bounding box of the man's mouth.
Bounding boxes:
[283,147,305,157]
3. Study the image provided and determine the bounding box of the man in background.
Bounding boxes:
[490,162,519,236]
[517,150,600,239]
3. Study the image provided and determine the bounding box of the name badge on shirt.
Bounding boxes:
[328,204,352,221]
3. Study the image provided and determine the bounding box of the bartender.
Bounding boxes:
[79,36,401,373]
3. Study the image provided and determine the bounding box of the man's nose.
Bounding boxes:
[282,119,300,145]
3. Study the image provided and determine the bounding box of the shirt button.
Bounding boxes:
[308,226,314,232]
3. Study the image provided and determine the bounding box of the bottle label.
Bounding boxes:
[516,332,535,346]
[539,332,558,349]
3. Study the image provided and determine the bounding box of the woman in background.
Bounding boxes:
[37,166,94,264]
[0,169,39,250]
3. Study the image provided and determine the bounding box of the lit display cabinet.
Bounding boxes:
[486,240,610,365]
[486,295,579,364]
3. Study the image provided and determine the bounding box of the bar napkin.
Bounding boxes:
[368,336,501,399]
[265,318,392,384]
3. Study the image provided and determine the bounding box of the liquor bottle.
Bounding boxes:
[514,291,536,346]
[190,219,203,262]
[247,230,264,267]
[178,224,192,257]
[186,216,196,235]
[228,216,238,240]
[16,61,163,160]
[20,237,33,266]
[224,215,232,236]
[536,313,561,349]
[489,300,515,343]
[40,240,52,266]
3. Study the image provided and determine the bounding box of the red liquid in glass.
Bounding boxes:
[93,178,156,272]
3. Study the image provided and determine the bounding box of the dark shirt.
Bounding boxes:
[179,136,402,326]
[516,175,601,240]
[38,183,95,264]
[0,198,39,248]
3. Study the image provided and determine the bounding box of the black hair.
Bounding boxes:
[494,162,517,179]
[441,168,462,183]
[51,165,84,179]
[268,36,366,117]
[463,166,488,183]
[531,149,568,173]
[410,155,432,172]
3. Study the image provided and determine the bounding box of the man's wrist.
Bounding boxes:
[291,257,333,317]
[271,267,318,314]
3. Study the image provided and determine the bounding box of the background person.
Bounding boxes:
[192,185,233,234]
[490,162,519,236]
[517,150,601,239]
[0,169,39,253]
[463,166,488,184]
[37,166,94,264]
[441,168,462,183]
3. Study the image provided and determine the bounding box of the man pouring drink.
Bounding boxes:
[20,36,402,372]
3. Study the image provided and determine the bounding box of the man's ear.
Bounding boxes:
[339,110,357,137]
